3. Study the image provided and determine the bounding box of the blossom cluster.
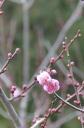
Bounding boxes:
[37,71,60,94]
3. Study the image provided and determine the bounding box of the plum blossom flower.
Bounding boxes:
[47,79,60,94]
[43,79,60,94]
[37,71,60,94]
[37,71,51,86]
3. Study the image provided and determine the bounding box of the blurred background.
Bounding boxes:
[0,0,84,127]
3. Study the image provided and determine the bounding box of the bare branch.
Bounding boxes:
[0,87,22,128]
[49,111,80,128]
[0,109,11,119]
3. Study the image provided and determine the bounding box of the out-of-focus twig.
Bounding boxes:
[30,118,45,128]
[44,39,84,80]
[31,85,84,128]
[0,48,20,75]
[54,92,84,113]
[34,1,84,73]
[0,68,12,88]
[49,111,80,128]
[0,109,11,119]
[0,87,22,128]
[9,80,36,102]
[22,2,30,83]
[7,19,17,50]
[19,2,84,127]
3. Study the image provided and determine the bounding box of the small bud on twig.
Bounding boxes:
[8,52,12,59]
[74,83,80,87]
[70,61,75,66]
[22,85,28,91]
[15,48,20,53]
[59,55,64,59]
[62,41,66,45]
[73,100,80,105]
[67,94,71,98]
[67,73,72,78]
[10,86,16,94]
[50,69,57,75]
[50,57,55,64]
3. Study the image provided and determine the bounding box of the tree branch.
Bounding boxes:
[0,87,22,128]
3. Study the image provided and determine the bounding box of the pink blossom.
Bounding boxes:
[13,89,21,97]
[37,71,51,86]
[48,79,60,94]
[37,71,60,94]
[43,79,60,94]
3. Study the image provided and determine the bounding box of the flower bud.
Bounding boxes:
[10,88,14,94]
[59,55,64,59]
[67,94,71,98]
[70,61,75,66]
[62,41,66,45]
[20,94,25,97]
[12,86,16,91]
[74,83,80,87]
[8,52,12,59]
[77,33,81,38]
[62,45,66,49]
[73,100,80,105]
[67,63,70,67]
[32,119,36,123]
[22,85,28,90]
[67,73,72,78]
[50,69,57,75]
[10,86,16,94]
[3,68,7,72]
[50,57,55,64]
[15,48,20,53]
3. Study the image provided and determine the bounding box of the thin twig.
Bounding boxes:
[54,92,84,113]
[31,86,84,128]
[9,80,36,102]
[0,49,20,75]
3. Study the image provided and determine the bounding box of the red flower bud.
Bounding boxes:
[67,73,72,78]
[73,100,80,105]
[50,57,55,64]
[77,33,81,38]
[74,83,80,87]
[15,48,20,53]
[59,55,64,59]
[8,52,12,59]
[22,85,28,90]
[50,69,57,75]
